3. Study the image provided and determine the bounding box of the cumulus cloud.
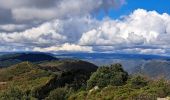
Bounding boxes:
[0,17,97,50]
[0,0,125,22]
[0,20,66,47]
[12,8,57,21]
[1,2,170,55]
[0,0,57,9]
[80,9,167,46]
[0,24,27,32]
[79,9,170,55]
[33,43,93,52]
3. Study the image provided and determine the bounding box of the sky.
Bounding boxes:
[0,0,170,55]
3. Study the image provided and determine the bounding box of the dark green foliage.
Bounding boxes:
[1,59,170,100]
[0,53,58,62]
[0,87,32,100]
[70,77,170,100]
[39,60,98,90]
[0,59,98,99]
[146,79,170,98]
[68,91,87,100]
[0,52,58,68]
[0,62,37,81]
[0,87,23,100]
[0,62,54,100]
[45,87,68,100]
[39,59,98,73]
[87,63,128,89]
[69,68,170,100]
[128,75,149,89]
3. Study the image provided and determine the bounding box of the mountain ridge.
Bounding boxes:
[0,52,58,68]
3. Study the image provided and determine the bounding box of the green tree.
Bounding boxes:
[128,75,148,89]
[45,88,67,100]
[87,63,128,89]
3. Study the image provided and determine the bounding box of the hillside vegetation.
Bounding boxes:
[69,64,170,100]
[0,59,170,100]
[0,60,97,99]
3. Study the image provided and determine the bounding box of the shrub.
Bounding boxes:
[68,91,87,100]
[128,75,149,89]
[87,63,128,89]
[146,79,170,98]
[45,87,68,100]
[0,87,29,100]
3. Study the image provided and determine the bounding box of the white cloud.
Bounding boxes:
[80,9,167,46]
[120,48,165,55]
[0,0,56,9]
[6,0,125,21]
[79,9,170,55]
[139,49,165,54]
[0,24,27,31]
[0,20,66,46]
[1,8,170,55]
[12,8,57,21]
[0,17,97,49]
[33,43,93,52]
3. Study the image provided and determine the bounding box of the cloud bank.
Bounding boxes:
[0,0,169,55]
[79,9,170,54]
[0,0,124,23]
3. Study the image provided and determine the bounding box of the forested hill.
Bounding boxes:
[0,59,98,99]
[0,52,58,68]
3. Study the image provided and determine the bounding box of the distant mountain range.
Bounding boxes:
[1,52,170,99]
[55,53,170,79]
[54,53,170,60]
[135,60,170,79]
[0,52,58,68]
[1,52,170,79]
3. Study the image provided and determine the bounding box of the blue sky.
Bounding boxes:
[97,0,170,19]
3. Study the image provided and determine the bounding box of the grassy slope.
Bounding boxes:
[0,62,54,92]
[0,60,98,99]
